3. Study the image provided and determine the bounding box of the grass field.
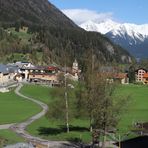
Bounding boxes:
[0,129,24,147]
[20,84,148,142]
[0,88,41,145]
[20,84,53,104]
[116,85,148,134]
[0,89,41,124]
[21,84,92,142]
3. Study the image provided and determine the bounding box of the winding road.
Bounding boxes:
[2,83,78,148]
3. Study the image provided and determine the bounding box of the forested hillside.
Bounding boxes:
[0,0,133,65]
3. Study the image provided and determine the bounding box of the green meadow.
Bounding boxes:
[0,84,147,144]
[0,130,24,146]
[0,90,41,124]
[0,88,41,145]
[20,84,148,142]
[116,85,148,134]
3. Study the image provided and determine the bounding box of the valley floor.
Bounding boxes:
[0,84,148,146]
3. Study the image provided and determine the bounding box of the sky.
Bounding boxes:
[49,0,148,25]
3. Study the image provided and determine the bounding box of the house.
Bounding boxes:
[99,66,129,84]
[135,68,147,82]
[15,61,35,69]
[28,66,59,84]
[143,73,148,84]
[114,73,129,84]
[29,73,58,84]
[0,64,18,85]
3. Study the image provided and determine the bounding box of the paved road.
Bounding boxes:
[9,83,78,148]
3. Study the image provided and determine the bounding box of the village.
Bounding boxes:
[0,60,148,92]
[0,60,81,92]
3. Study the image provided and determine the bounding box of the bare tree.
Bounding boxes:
[82,49,129,147]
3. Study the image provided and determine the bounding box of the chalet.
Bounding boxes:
[15,61,35,68]
[114,73,129,84]
[0,64,18,85]
[99,66,129,84]
[28,66,59,84]
[143,73,148,84]
[135,68,147,82]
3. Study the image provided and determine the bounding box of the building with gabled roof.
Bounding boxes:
[135,68,147,82]
[0,64,18,85]
[143,73,148,84]
[113,73,129,84]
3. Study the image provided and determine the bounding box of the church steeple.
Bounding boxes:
[72,59,78,73]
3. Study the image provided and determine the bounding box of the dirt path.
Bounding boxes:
[0,124,15,130]
[9,83,77,148]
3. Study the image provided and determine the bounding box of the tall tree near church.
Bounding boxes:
[82,49,129,147]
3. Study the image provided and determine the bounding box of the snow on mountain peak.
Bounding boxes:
[80,19,148,58]
[80,19,119,34]
[80,19,148,40]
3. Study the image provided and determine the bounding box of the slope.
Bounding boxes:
[0,0,133,65]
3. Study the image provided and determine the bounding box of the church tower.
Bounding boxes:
[72,59,78,73]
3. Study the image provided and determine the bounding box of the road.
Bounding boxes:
[0,123,15,130]
[9,83,78,148]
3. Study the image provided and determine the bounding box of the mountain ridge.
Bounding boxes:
[0,0,78,29]
[80,19,148,58]
[0,0,133,64]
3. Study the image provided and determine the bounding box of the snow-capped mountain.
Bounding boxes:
[80,19,148,58]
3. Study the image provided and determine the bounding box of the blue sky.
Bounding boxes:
[49,0,148,24]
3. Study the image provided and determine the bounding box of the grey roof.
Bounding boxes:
[0,64,18,74]
[0,64,9,74]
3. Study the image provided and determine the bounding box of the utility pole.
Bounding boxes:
[118,134,121,148]
[90,48,95,132]
[64,68,69,133]
[64,42,70,133]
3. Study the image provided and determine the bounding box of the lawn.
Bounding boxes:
[21,84,92,142]
[27,116,91,142]
[116,85,148,134]
[0,129,24,147]
[20,84,53,104]
[0,90,41,124]
[21,84,148,142]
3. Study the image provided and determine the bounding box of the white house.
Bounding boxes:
[135,68,147,82]
[0,64,18,85]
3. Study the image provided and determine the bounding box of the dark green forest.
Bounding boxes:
[0,0,133,66]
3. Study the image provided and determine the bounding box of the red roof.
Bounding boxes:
[114,73,127,79]
[143,73,148,78]
[46,66,58,71]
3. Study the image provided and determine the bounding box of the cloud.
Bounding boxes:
[62,9,113,25]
